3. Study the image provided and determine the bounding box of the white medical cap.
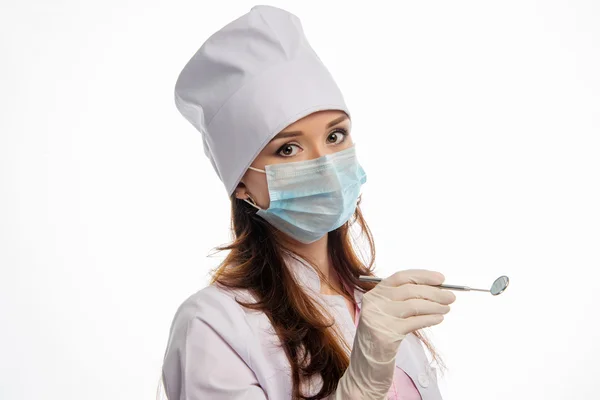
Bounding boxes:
[174,5,350,196]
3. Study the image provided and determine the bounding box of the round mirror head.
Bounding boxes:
[490,276,509,295]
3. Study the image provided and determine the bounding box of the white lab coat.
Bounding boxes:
[161,256,443,399]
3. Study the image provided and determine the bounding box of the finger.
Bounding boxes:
[392,284,457,305]
[401,314,445,333]
[391,298,451,319]
[381,269,445,288]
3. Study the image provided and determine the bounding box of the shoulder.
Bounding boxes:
[163,284,264,369]
[161,285,274,399]
[167,284,258,336]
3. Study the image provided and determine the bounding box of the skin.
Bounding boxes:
[234,109,354,301]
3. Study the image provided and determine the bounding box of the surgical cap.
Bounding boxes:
[174,5,350,196]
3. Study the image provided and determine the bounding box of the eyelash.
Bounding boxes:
[275,128,349,156]
[328,128,349,143]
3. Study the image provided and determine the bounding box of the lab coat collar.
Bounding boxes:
[283,252,364,307]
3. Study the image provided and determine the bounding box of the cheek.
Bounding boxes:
[245,173,271,209]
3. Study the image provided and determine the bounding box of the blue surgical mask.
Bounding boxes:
[244,146,367,244]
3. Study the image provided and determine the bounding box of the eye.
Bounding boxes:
[277,143,302,157]
[326,128,348,145]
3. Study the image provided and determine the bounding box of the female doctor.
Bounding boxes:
[161,5,456,400]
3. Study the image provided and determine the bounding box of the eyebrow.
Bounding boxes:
[270,114,349,142]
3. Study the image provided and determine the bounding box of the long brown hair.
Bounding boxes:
[210,195,444,399]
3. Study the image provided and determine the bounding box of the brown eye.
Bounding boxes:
[277,143,301,157]
[327,129,347,145]
[281,145,293,155]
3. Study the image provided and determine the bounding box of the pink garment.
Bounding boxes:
[352,303,422,400]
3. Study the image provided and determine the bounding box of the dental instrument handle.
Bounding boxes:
[358,275,490,293]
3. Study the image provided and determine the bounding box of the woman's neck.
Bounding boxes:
[280,234,342,295]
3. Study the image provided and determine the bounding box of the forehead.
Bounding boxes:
[283,110,349,131]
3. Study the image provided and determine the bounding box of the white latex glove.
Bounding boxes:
[333,269,456,400]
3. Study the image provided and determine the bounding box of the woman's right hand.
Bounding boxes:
[360,269,457,357]
[334,269,456,400]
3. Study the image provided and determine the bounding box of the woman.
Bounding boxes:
[161,5,456,400]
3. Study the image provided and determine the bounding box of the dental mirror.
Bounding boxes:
[358,275,510,296]
[489,275,509,295]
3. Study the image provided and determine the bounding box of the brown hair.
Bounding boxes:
[210,196,445,399]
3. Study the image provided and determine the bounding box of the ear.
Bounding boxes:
[234,182,250,200]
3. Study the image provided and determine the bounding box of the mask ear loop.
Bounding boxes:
[248,166,266,173]
[243,165,267,210]
[243,196,262,210]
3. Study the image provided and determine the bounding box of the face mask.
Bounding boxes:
[244,146,367,244]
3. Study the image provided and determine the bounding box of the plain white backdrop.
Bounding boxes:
[1,0,599,399]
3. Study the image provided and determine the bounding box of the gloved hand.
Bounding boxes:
[333,269,456,400]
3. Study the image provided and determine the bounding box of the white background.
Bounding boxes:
[1,1,599,399]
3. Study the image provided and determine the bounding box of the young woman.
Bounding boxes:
[160,5,455,400]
